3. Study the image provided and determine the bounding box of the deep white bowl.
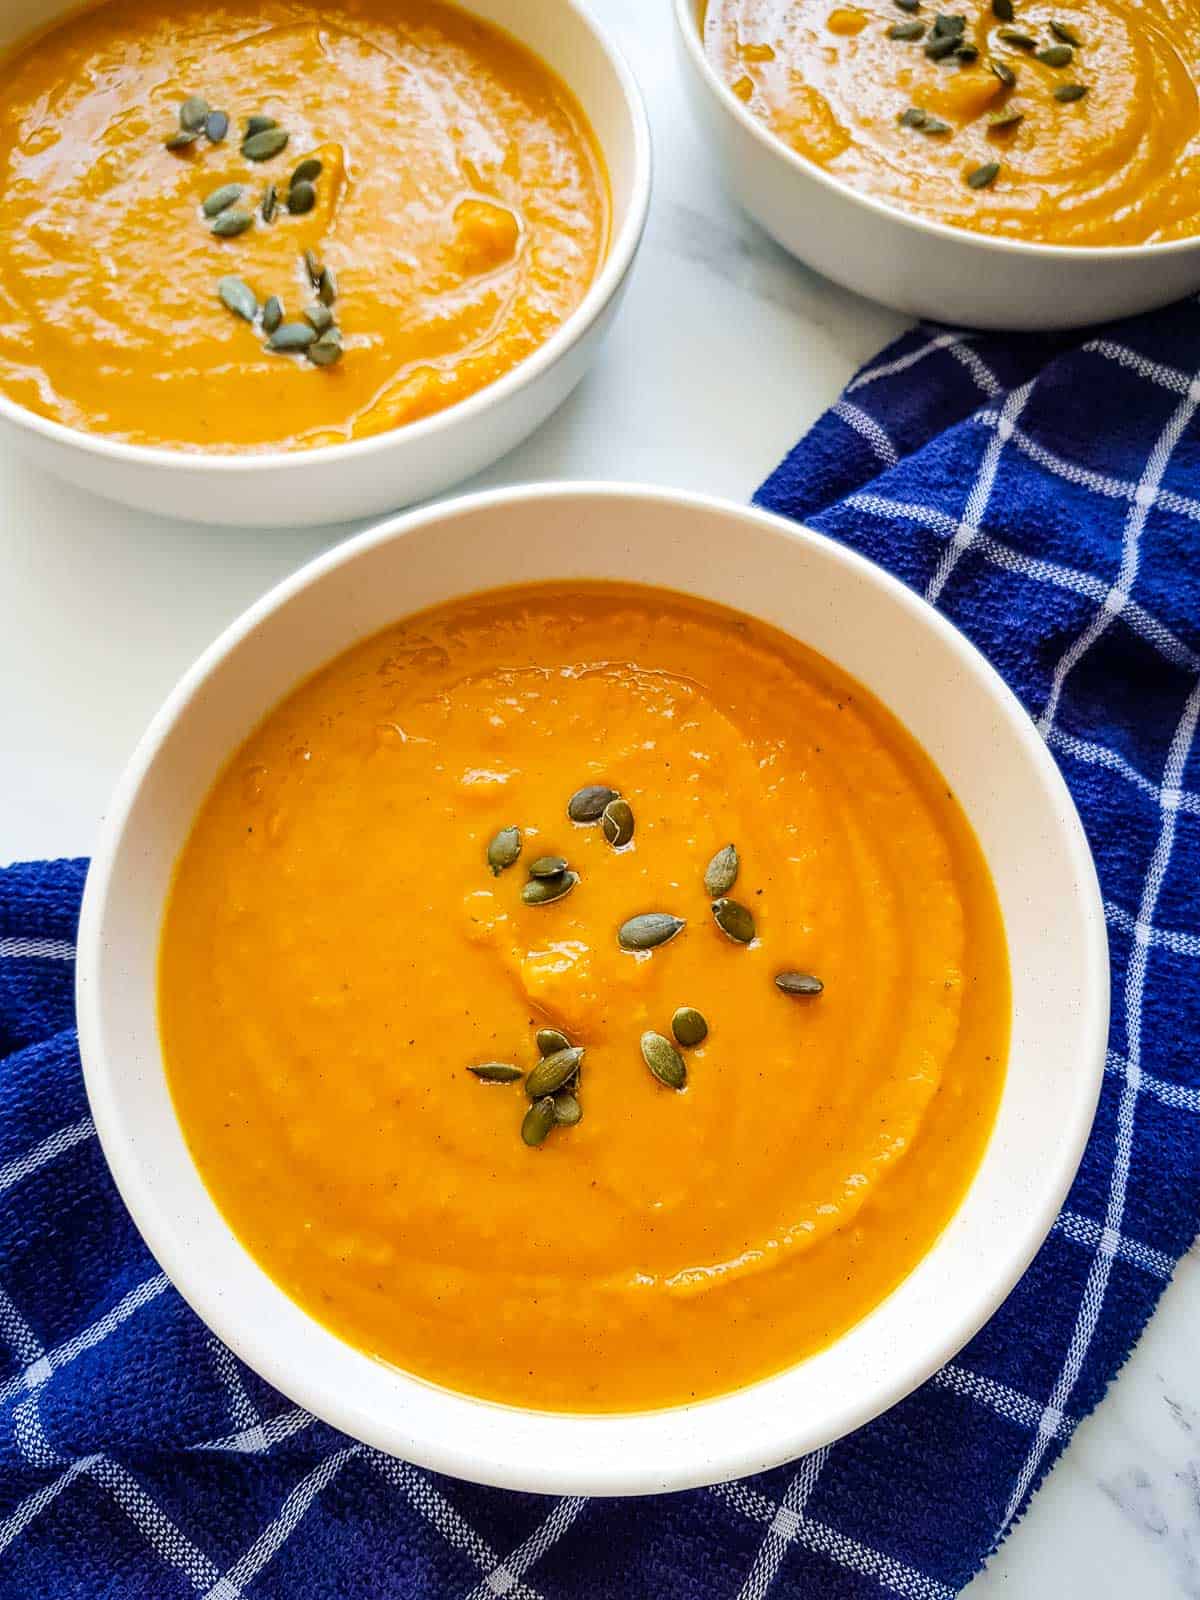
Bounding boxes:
[0,0,650,527]
[76,483,1108,1494]
[673,0,1200,330]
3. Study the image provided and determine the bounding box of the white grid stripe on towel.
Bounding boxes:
[0,1271,169,1405]
[847,330,980,394]
[0,1117,95,1195]
[1105,900,1200,958]
[1106,1049,1200,1114]
[464,1495,589,1600]
[735,1447,830,1600]
[0,937,75,962]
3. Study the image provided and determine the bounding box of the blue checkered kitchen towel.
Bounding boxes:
[3,308,1200,1600]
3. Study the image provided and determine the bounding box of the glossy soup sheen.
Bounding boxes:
[704,0,1200,245]
[0,0,607,451]
[159,583,1010,1412]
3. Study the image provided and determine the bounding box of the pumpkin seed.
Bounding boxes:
[202,183,243,217]
[242,127,290,161]
[521,870,579,906]
[267,321,318,351]
[205,109,229,144]
[468,1062,523,1083]
[989,59,1017,86]
[703,843,739,897]
[1035,43,1073,65]
[287,179,317,215]
[931,12,966,34]
[304,248,324,284]
[924,32,959,58]
[966,159,1001,187]
[989,106,1025,127]
[954,41,979,60]
[536,1027,572,1057]
[775,971,825,997]
[889,20,926,37]
[217,275,257,321]
[526,1046,585,1099]
[553,1092,582,1126]
[308,329,343,369]
[618,912,685,952]
[672,1007,709,1048]
[894,0,920,11]
[179,95,209,132]
[261,183,278,223]
[317,265,338,306]
[165,130,200,150]
[712,897,755,944]
[521,1097,556,1147]
[262,295,283,335]
[999,28,1037,46]
[528,855,568,879]
[601,798,635,848]
[304,301,334,333]
[640,1031,687,1091]
[486,825,522,875]
[991,0,1013,17]
[1049,18,1081,44]
[899,105,929,127]
[922,117,952,133]
[1054,81,1088,99]
[291,156,323,185]
[567,784,619,823]
[245,114,278,136]
[211,209,254,237]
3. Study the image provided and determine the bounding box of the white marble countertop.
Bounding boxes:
[0,1,1195,1593]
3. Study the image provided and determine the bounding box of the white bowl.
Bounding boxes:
[0,1,650,527]
[76,483,1108,1494]
[673,0,1200,330]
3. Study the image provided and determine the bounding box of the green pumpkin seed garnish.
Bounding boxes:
[991,0,1014,17]
[205,110,229,144]
[775,971,825,997]
[989,60,1017,86]
[954,41,979,61]
[966,159,1001,188]
[261,183,278,224]
[899,106,929,127]
[1049,19,1081,44]
[202,183,243,217]
[217,276,257,321]
[618,913,686,952]
[317,266,338,306]
[526,1046,585,1099]
[889,20,926,38]
[304,301,334,334]
[287,179,317,215]
[267,321,318,352]
[989,107,1025,128]
[672,1007,709,1048]
[924,33,959,59]
[304,248,324,285]
[1054,81,1088,100]
[553,1092,582,1126]
[711,897,755,944]
[1035,43,1073,66]
[536,1027,572,1057]
[165,130,200,151]
[567,784,619,823]
[468,1062,524,1083]
[245,114,278,136]
[640,1031,687,1091]
[922,117,952,133]
[999,29,1037,47]
[521,1096,556,1147]
[703,843,739,898]
[211,209,254,238]
[931,12,966,34]
[242,127,290,162]
[262,295,283,335]
[179,95,209,132]
[486,825,522,875]
[291,157,323,186]
[528,855,568,879]
[521,870,579,906]
[308,331,342,366]
[894,0,921,12]
[601,798,635,848]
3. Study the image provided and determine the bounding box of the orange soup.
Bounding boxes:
[0,0,607,450]
[159,583,1009,1412]
[705,0,1200,245]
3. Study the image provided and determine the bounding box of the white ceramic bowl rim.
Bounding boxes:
[76,482,1110,1495]
[0,0,651,474]
[674,0,1197,264]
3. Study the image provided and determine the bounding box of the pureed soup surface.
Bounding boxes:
[159,583,1010,1412]
[0,0,607,450]
[705,0,1200,245]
